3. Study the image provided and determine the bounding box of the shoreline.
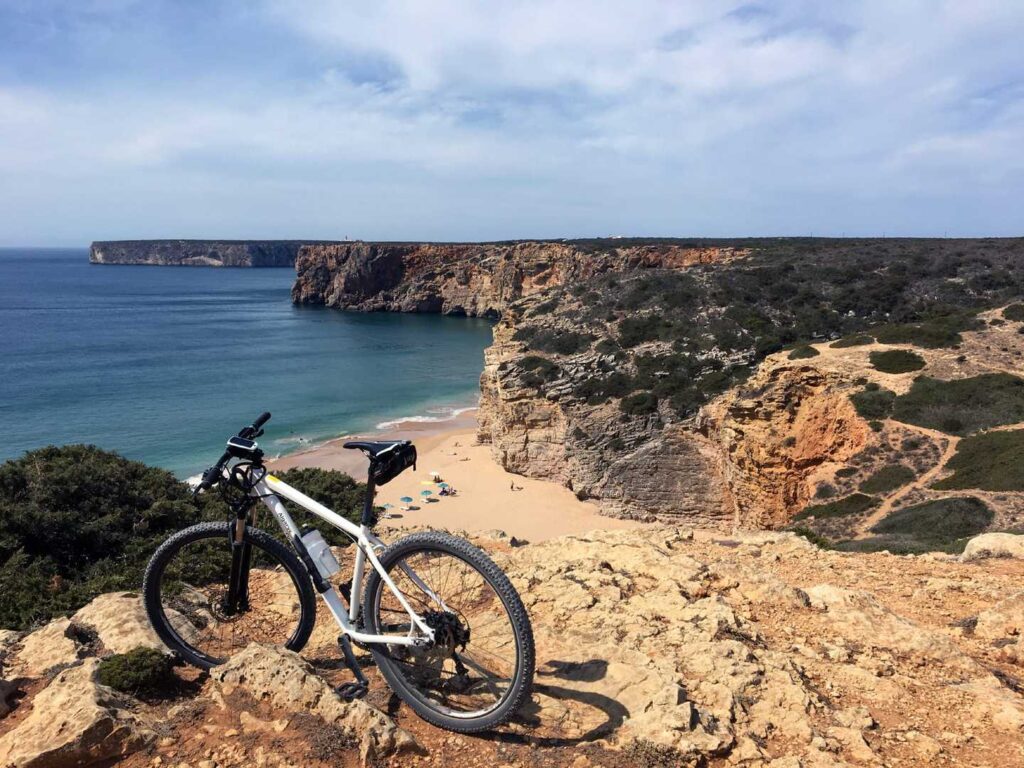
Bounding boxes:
[267,407,481,479]
[267,408,643,542]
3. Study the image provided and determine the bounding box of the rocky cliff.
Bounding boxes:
[89,240,340,267]
[4,529,1024,767]
[298,237,1024,536]
[291,239,744,315]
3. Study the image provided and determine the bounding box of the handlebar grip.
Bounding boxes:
[253,412,271,430]
[198,450,232,491]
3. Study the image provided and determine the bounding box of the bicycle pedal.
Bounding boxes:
[336,681,368,701]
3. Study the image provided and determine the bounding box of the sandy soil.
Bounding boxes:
[268,410,641,543]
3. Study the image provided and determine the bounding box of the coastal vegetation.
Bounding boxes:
[793,493,878,521]
[0,446,365,630]
[933,430,1024,491]
[859,464,915,494]
[513,238,1024,422]
[788,344,820,360]
[890,374,1024,435]
[868,349,926,374]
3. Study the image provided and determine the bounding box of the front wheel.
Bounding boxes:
[362,531,535,733]
[143,522,317,669]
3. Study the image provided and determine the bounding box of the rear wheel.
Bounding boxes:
[362,531,534,733]
[143,522,316,669]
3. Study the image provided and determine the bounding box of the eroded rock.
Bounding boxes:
[0,659,153,767]
[210,643,420,764]
[961,532,1024,562]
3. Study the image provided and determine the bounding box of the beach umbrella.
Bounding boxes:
[438,482,450,489]
[420,489,433,498]
[382,503,394,509]
[400,496,413,504]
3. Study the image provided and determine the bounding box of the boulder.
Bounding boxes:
[11,618,80,677]
[975,592,1024,640]
[210,644,420,764]
[0,659,154,767]
[71,592,165,654]
[960,532,1024,561]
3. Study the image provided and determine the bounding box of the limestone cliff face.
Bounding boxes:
[701,362,869,529]
[89,240,338,267]
[291,240,743,316]
[479,309,733,525]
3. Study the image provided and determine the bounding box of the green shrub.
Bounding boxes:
[870,497,993,543]
[620,391,659,416]
[933,430,1024,491]
[873,313,981,348]
[869,349,926,374]
[850,387,896,419]
[520,328,593,355]
[832,536,953,555]
[97,647,176,697]
[859,464,915,494]
[790,527,834,549]
[830,335,874,348]
[518,355,561,387]
[835,467,859,478]
[890,374,1024,435]
[788,345,820,360]
[1003,304,1024,321]
[794,493,878,521]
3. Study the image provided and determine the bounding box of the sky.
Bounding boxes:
[1,0,1022,245]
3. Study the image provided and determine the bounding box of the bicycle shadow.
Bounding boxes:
[497,658,630,747]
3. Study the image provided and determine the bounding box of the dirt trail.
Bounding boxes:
[855,421,958,536]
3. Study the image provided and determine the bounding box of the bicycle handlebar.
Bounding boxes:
[195,412,272,493]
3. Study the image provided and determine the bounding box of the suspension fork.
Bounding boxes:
[226,509,253,614]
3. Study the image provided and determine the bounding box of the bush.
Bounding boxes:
[97,647,176,697]
[859,464,915,494]
[790,527,834,549]
[932,430,1024,491]
[869,349,926,374]
[520,328,593,355]
[890,374,1024,435]
[794,493,878,521]
[620,391,659,416]
[830,335,874,348]
[850,387,896,419]
[518,355,561,387]
[788,344,820,360]
[1003,304,1024,321]
[873,313,980,348]
[870,497,993,544]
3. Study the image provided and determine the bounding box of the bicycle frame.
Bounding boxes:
[249,472,437,647]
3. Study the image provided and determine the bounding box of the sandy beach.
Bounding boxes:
[268,409,641,542]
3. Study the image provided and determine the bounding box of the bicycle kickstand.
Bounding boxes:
[336,635,369,701]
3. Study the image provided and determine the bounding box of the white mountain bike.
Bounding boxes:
[143,412,534,733]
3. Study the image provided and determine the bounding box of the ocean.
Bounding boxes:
[0,248,494,477]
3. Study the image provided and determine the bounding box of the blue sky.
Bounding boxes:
[1,0,1022,245]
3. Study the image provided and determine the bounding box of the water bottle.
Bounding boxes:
[300,528,341,578]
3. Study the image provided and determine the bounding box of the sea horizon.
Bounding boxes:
[0,247,493,477]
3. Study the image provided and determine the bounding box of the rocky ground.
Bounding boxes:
[4,528,1024,768]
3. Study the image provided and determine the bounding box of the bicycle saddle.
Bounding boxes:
[343,440,410,458]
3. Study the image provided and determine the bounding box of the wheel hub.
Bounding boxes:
[423,610,470,651]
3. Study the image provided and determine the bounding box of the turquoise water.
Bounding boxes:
[0,249,494,477]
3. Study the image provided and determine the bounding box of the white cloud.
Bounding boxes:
[0,0,1022,243]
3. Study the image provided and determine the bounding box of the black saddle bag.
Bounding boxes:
[371,442,417,485]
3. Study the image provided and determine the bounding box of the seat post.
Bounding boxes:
[362,464,377,527]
